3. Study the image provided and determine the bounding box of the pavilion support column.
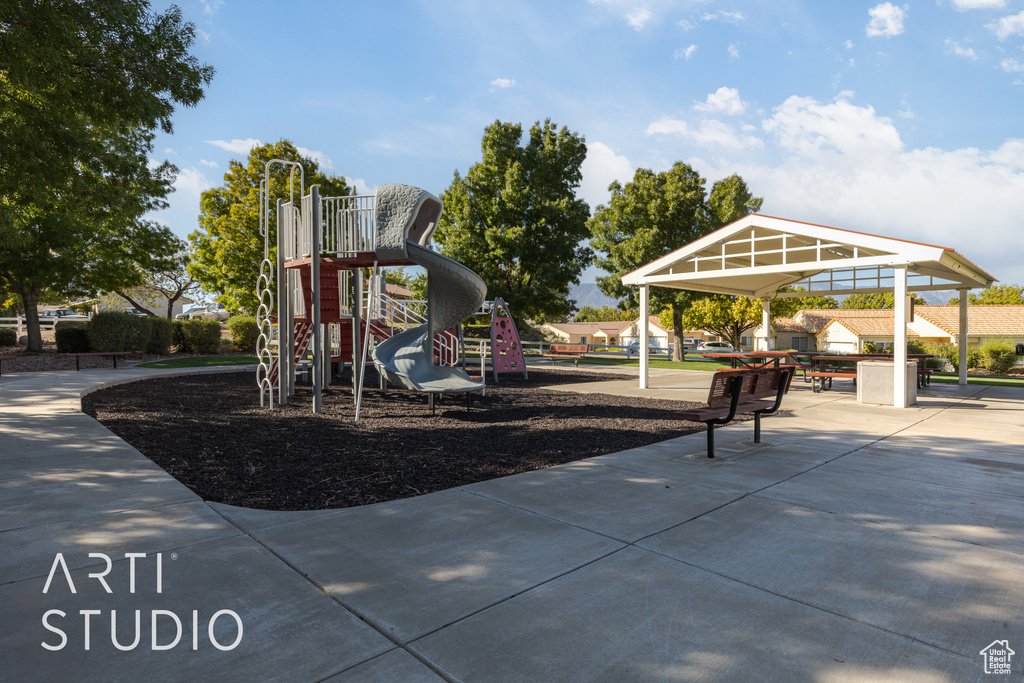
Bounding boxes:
[958,289,969,385]
[760,299,771,351]
[639,284,649,389]
[893,266,909,408]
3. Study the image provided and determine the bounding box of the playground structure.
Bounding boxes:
[254,161,526,418]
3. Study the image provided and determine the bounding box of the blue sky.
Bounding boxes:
[150,0,1024,290]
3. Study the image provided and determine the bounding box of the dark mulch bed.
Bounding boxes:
[82,368,718,511]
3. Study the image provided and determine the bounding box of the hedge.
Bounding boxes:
[147,317,174,356]
[0,327,16,346]
[87,312,151,352]
[177,318,222,355]
[226,315,259,353]
[980,337,1017,375]
[55,322,91,353]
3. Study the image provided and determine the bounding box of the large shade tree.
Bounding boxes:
[0,0,214,351]
[434,119,592,323]
[590,167,762,360]
[188,140,352,313]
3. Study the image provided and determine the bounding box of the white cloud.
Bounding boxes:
[728,43,740,59]
[578,142,634,208]
[627,8,653,30]
[174,167,214,197]
[951,0,1006,9]
[700,10,744,24]
[674,45,697,60]
[297,146,334,170]
[645,117,691,136]
[164,147,176,156]
[344,177,376,196]
[200,0,223,15]
[646,117,763,150]
[694,87,748,115]
[866,3,907,38]
[945,39,979,60]
[761,93,903,158]
[672,93,1024,286]
[491,78,516,88]
[200,159,219,168]
[206,138,262,154]
[844,40,855,49]
[989,10,1024,39]
[897,100,916,119]
[1001,57,1024,72]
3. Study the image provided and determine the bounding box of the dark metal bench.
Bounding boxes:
[63,351,133,370]
[671,367,794,458]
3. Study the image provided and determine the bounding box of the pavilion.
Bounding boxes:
[621,215,997,407]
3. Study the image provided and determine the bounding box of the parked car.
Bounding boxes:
[697,341,735,352]
[124,308,148,316]
[176,305,206,320]
[626,341,663,354]
[38,309,89,327]
[190,302,229,321]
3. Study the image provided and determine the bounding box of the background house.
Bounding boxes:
[540,321,633,347]
[617,316,672,350]
[912,305,1024,347]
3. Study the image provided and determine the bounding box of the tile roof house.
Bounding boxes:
[539,321,634,346]
[912,305,1024,342]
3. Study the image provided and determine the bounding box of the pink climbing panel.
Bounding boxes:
[491,303,527,380]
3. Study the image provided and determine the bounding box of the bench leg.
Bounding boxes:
[75,356,81,371]
[112,355,117,369]
[754,412,761,443]
[706,422,715,459]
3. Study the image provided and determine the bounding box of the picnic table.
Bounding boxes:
[807,354,935,392]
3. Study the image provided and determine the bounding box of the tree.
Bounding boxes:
[188,140,352,313]
[708,174,764,230]
[680,296,764,349]
[841,292,925,309]
[574,305,637,322]
[434,119,592,323]
[590,165,762,360]
[949,284,1024,306]
[111,241,203,318]
[0,1,214,351]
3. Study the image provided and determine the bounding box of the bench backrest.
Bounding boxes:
[549,344,588,353]
[706,368,789,407]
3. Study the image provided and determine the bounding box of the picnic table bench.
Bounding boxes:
[671,366,794,458]
[0,355,15,377]
[544,343,589,367]
[806,370,858,393]
[63,351,133,370]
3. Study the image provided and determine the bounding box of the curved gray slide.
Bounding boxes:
[371,185,486,394]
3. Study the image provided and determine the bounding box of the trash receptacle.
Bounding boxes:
[857,360,918,406]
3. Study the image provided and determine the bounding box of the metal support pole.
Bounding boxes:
[893,265,908,408]
[761,299,771,351]
[352,268,363,395]
[311,186,322,414]
[639,285,649,389]
[276,199,288,406]
[958,289,968,385]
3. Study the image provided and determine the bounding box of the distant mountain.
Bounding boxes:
[569,282,620,311]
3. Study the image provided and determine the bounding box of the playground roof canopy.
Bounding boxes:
[620,215,996,297]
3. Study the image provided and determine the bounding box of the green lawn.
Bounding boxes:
[136,355,258,369]
[930,373,1024,388]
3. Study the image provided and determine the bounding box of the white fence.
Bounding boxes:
[0,317,25,337]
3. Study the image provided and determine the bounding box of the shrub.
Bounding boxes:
[87,312,151,352]
[55,322,91,353]
[172,319,189,353]
[906,340,927,354]
[181,318,222,355]
[980,337,1017,375]
[226,315,259,353]
[0,327,16,346]
[147,317,174,356]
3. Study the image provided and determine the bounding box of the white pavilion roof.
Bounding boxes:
[620,215,995,297]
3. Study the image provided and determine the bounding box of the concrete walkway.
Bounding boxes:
[1,365,1022,682]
